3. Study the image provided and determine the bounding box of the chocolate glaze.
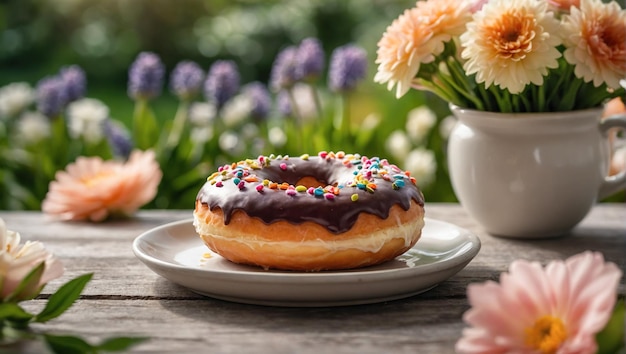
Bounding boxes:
[196,153,425,234]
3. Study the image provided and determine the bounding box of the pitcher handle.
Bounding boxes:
[598,113,626,200]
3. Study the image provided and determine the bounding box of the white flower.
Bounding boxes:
[268,126,287,148]
[461,0,563,94]
[221,94,253,128]
[404,148,437,187]
[0,82,35,119]
[405,106,436,143]
[16,111,50,143]
[190,126,214,145]
[218,130,245,155]
[438,115,458,140]
[189,102,216,127]
[290,83,318,123]
[385,130,412,161]
[0,218,64,301]
[361,113,381,132]
[67,98,109,144]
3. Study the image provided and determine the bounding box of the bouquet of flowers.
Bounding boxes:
[374,0,626,113]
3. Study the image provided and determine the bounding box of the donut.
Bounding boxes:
[193,151,425,271]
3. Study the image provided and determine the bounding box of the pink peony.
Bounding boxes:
[42,149,162,222]
[0,218,64,301]
[456,251,622,354]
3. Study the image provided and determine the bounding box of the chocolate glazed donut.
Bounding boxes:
[193,151,426,271]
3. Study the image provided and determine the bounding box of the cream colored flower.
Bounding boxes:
[189,102,216,127]
[461,0,563,94]
[404,148,437,187]
[0,218,63,301]
[42,150,162,222]
[374,0,472,99]
[385,130,412,162]
[67,98,109,144]
[17,111,50,144]
[562,0,626,89]
[0,82,34,119]
[405,106,436,143]
[268,126,287,148]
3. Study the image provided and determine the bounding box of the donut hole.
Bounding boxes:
[295,176,337,188]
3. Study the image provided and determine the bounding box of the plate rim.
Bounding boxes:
[132,217,481,282]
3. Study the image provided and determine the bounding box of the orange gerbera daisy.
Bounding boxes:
[562,0,626,89]
[42,150,162,222]
[374,0,471,99]
[461,0,563,94]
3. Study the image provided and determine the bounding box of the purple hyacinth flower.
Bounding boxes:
[36,76,68,118]
[269,46,298,92]
[296,38,324,82]
[204,60,240,110]
[104,120,133,159]
[242,81,272,122]
[128,52,165,100]
[170,60,205,101]
[60,65,86,102]
[276,90,292,117]
[328,44,368,92]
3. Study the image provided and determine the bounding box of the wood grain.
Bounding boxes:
[1,204,624,353]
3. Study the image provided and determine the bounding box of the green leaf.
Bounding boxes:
[0,302,33,323]
[33,273,93,323]
[5,262,45,302]
[96,336,149,352]
[43,334,148,354]
[597,299,625,354]
[43,334,95,354]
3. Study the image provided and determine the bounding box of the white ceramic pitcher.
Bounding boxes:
[447,104,626,238]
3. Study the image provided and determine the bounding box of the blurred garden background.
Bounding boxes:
[1,0,623,211]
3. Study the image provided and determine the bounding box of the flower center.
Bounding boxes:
[81,171,115,187]
[525,315,567,354]
[487,10,536,60]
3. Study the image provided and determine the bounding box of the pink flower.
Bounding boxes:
[562,0,626,89]
[0,218,64,301]
[456,251,622,354]
[42,150,162,222]
[547,0,580,13]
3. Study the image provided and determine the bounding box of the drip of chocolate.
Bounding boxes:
[196,153,425,234]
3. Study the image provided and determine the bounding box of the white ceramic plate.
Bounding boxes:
[133,218,480,307]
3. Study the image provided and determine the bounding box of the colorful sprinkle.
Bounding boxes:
[351,194,359,202]
[215,181,223,187]
[279,163,287,170]
[300,153,310,160]
[295,185,307,193]
[255,184,264,192]
[233,177,241,185]
[237,181,246,189]
[314,187,324,197]
[324,193,335,200]
[286,188,297,196]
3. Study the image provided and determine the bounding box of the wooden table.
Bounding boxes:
[2,203,624,354]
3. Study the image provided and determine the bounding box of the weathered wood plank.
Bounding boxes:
[19,297,469,354]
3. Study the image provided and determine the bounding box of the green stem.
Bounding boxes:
[132,99,158,151]
[340,92,351,149]
[286,88,304,153]
[166,101,189,149]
